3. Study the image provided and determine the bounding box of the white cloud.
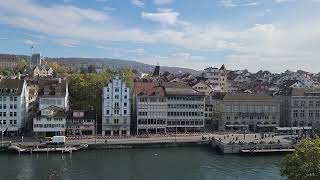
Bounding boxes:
[53,38,79,47]
[154,0,175,5]
[97,46,145,54]
[142,9,179,25]
[23,39,37,45]
[131,0,144,8]
[220,0,259,7]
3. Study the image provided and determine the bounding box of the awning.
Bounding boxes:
[276,126,312,131]
[257,124,278,127]
[225,124,249,127]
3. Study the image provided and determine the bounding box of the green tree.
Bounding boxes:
[14,59,28,73]
[280,138,320,180]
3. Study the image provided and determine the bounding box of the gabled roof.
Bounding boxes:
[0,79,25,95]
[134,82,165,96]
[163,82,204,96]
[38,105,66,117]
[38,79,67,97]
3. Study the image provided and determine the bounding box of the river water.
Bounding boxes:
[0,147,284,180]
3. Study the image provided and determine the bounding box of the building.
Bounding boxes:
[191,81,213,95]
[163,82,205,133]
[102,76,130,136]
[30,53,42,66]
[0,79,28,135]
[66,110,96,136]
[33,105,66,136]
[284,89,320,129]
[201,65,228,92]
[31,65,53,77]
[217,93,281,132]
[38,78,69,111]
[0,54,20,69]
[133,82,167,135]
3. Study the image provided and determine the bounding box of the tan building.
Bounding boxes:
[201,65,228,92]
[214,93,281,132]
[0,54,20,69]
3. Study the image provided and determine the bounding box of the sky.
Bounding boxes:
[0,0,320,73]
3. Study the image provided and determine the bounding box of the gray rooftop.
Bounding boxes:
[162,82,204,96]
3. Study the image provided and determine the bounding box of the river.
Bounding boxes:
[0,147,284,180]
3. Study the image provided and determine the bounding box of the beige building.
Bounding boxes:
[0,54,20,69]
[201,65,228,92]
[285,89,320,129]
[214,93,281,132]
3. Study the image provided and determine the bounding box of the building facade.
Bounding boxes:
[201,65,228,92]
[38,79,69,111]
[0,79,28,135]
[102,77,130,136]
[33,105,66,136]
[163,82,205,133]
[287,89,320,129]
[133,82,167,135]
[217,93,281,132]
[66,110,96,136]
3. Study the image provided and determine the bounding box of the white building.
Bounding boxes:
[163,82,205,133]
[0,79,28,135]
[38,79,69,110]
[33,105,66,136]
[133,82,167,135]
[102,76,130,136]
[32,66,54,77]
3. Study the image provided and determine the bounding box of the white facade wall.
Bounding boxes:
[102,77,130,136]
[166,95,205,132]
[136,96,167,134]
[33,117,66,135]
[0,81,27,133]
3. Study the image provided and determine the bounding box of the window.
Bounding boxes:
[106,96,110,99]
[316,110,320,118]
[114,110,119,115]
[309,101,314,107]
[10,97,13,101]
[114,102,119,107]
[294,110,298,117]
[300,110,305,118]
[316,101,320,107]
[107,88,110,92]
[124,102,127,107]
[301,101,305,107]
[124,110,127,115]
[309,110,313,118]
[115,88,120,92]
[106,110,109,115]
[13,120,17,125]
[10,120,13,125]
[13,97,17,101]
[115,95,119,99]
[10,112,13,117]
[114,119,119,124]
[3,104,6,109]
[124,88,127,92]
[14,104,17,109]
[10,104,13,109]
[124,95,127,99]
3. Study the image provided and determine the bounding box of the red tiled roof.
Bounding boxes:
[134,82,165,96]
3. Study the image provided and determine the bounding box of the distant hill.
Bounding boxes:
[0,54,197,74]
[45,57,198,74]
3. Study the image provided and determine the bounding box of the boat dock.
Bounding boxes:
[7,144,88,154]
[211,133,296,155]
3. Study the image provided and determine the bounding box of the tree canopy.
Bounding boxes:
[280,138,320,180]
[68,69,134,116]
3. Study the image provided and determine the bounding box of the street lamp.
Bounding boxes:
[1,122,3,147]
[89,105,98,144]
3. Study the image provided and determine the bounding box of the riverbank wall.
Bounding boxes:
[87,141,210,150]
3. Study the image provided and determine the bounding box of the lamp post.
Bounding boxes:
[1,122,3,147]
[89,105,98,144]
